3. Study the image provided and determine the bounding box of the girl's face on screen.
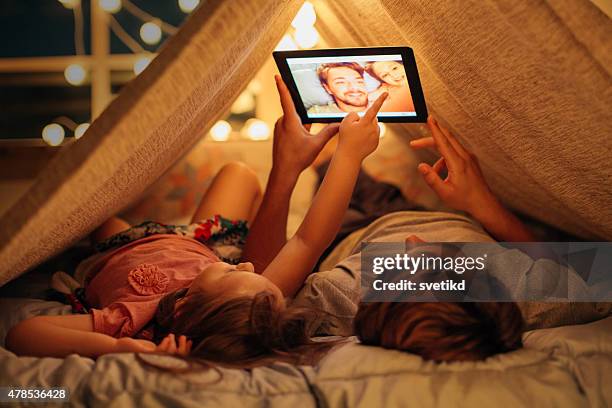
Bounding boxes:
[373,61,406,87]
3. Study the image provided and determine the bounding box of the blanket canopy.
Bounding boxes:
[0,0,610,285]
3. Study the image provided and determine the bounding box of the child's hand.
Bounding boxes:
[409,115,497,217]
[114,337,157,353]
[114,334,192,357]
[155,334,192,357]
[273,75,340,178]
[337,92,388,161]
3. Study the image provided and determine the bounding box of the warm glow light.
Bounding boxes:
[42,124,65,146]
[378,122,386,138]
[291,1,316,29]
[74,123,90,139]
[209,120,232,141]
[247,79,262,94]
[99,0,121,13]
[294,26,319,49]
[140,22,162,45]
[64,64,87,86]
[243,119,270,141]
[230,91,255,114]
[275,34,298,51]
[178,0,200,13]
[133,55,152,75]
[58,0,80,9]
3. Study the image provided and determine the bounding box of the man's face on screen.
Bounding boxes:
[323,67,368,110]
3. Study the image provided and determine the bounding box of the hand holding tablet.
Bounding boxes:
[273,46,427,123]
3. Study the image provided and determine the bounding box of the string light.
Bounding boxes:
[133,55,152,75]
[178,0,200,13]
[230,91,255,114]
[42,124,65,146]
[64,63,86,85]
[99,0,121,13]
[291,2,316,30]
[378,122,386,138]
[209,120,232,141]
[243,119,270,141]
[275,34,298,51]
[58,0,80,9]
[140,21,162,45]
[294,26,319,49]
[74,123,90,139]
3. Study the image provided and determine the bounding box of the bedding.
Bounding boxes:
[0,297,610,407]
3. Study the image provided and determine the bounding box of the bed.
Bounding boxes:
[1,297,610,407]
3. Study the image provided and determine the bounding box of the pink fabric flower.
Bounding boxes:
[127,264,169,295]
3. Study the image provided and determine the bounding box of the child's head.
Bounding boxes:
[354,302,524,362]
[154,262,332,367]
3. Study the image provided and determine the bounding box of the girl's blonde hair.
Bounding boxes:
[151,288,337,369]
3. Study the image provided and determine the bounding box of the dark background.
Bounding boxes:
[0,0,190,139]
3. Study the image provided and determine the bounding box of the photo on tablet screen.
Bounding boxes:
[287,54,415,120]
[274,47,428,123]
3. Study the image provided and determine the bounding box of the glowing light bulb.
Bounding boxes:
[291,1,316,30]
[243,119,270,141]
[74,123,90,139]
[140,22,162,45]
[209,120,232,141]
[42,124,65,146]
[230,91,255,114]
[99,0,121,13]
[275,34,298,51]
[64,63,87,86]
[133,55,152,75]
[58,0,80,9]
[378,122,386,138]
[178,0,199,13]
[294,26,319,49]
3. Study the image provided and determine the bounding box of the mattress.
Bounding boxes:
[0,298,610,407]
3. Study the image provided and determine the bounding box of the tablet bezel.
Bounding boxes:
[273,46,428,123]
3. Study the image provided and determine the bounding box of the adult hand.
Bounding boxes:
[409,116,497,217]
[273,75,340,179]
[336,92,388,161]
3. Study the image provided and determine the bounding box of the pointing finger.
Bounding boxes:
[363,92,388,122]
[342,111,360,124]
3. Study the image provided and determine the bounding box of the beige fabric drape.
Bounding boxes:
[316,0,612,239]
[0,0,301,285]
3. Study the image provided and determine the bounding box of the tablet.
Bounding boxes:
[273,46,427,123]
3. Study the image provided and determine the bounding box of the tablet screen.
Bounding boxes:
[285,54,416,120]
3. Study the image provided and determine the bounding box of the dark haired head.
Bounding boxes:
[354,302,524,362]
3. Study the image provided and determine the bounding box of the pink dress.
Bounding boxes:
[82,234,219,338]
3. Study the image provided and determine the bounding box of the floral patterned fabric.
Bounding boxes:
[94,215,249,264]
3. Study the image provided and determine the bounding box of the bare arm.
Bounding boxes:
[410,116,535,242]
[241,169,298,272]
[242,76,339,270]
[6,315,138,358]
[263,94,388,297]
[5,314,190,358]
